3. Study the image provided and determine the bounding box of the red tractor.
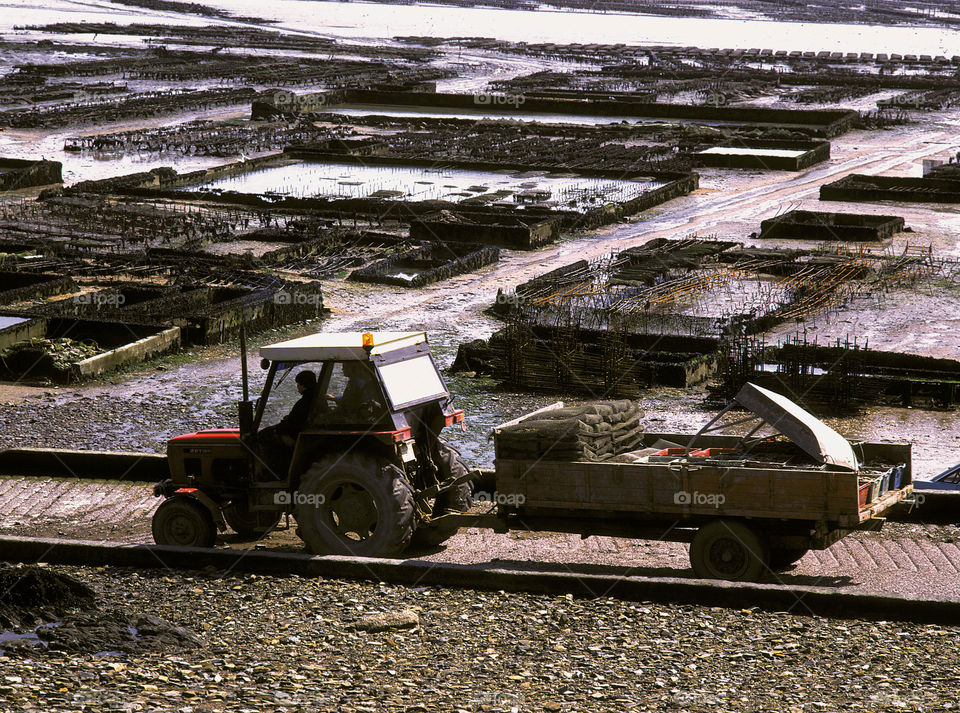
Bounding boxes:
[152,331,474,555]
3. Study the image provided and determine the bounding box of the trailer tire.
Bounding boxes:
[410,442,473,548]
[296,453,414,557]
[152,496,216,548]
[223,500,281,538]
[770,547,809,569]
[690,519,770,582]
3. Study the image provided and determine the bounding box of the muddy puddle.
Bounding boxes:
[188,160,662,210]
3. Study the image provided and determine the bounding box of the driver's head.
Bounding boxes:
[295,370,317,393]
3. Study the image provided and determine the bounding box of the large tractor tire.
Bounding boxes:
[295,452,414,557]
[689,519,770,582]
[223,499,281,538]
[410,442,473,549]
[152,496,216,548]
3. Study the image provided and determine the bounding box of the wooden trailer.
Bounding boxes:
[482,383,913,581]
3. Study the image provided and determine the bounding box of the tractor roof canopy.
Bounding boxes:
[260,331,427,362]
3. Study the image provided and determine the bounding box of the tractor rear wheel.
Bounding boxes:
[152,496,216,548]
[689,519,769,582]
[223,499,281,538]
[295,453,414,557]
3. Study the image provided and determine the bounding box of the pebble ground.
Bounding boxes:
[2,565,959,712]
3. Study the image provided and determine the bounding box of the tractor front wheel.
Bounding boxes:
[295,453,414,557]
[152,496,216,548]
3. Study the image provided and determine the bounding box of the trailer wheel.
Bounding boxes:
[689,519,770,582]
[152,496,216,548]
[296,453,414,557]
[223,500,281,538]
[410,442,473,548]
[770,547,809,569]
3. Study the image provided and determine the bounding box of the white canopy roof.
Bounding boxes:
[260,331,427,361]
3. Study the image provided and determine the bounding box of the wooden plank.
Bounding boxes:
[499,458,871,521]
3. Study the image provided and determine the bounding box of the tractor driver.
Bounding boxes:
[277,370,319,439]
[332,360,385,423]
[259,370,318,478]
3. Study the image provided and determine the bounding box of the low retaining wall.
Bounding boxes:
[66,153,284,194]
[271,89,858,137]
[29,279,327,346]
[694,140,830,171]
[31,284,172,317]
[0,317,177,383]
[820,175,960,204]
[759,210,905,241]
[0,272,77,304]
[186,283,324,344]
[71,326,180,379]
[0,315,46,349]
[410,212,561,249]
[0,448,168,480]
[0,158,62,191]
[349,243,499,287]
[127,283,324,345]
[4,535,960,624]
[279,149,691,183]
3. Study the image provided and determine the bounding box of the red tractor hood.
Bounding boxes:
[169,429,242,443]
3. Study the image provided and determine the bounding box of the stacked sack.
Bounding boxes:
[495,400,644,462]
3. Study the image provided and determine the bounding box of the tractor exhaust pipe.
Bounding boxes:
[240,322,249,403]
[238,322,254,439]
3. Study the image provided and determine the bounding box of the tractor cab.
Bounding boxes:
[154,331,471,556]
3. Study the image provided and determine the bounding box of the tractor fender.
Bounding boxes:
[172,487,227,532]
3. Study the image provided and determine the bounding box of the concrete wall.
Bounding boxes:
[0,159,62,191]
[695,140,830,171]
[71,326,181,380]
[821,175,960,203]
[410,215,560,249]
[31,285,172,317]
[0,317,174,383]
[185,283,324,345]
[759,210,905,241]
[0,273,77,305]
[0,316,46,350]
[298,90,857,137]
[67,155,283,195]
[45,318,167,349]
[350,243,499,287]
